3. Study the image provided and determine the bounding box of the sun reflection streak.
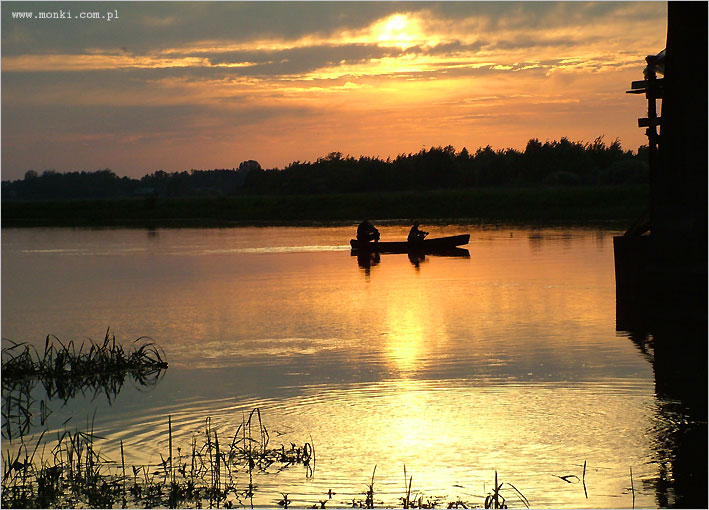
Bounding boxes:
[378,266,453,377]
[383,307,426,375]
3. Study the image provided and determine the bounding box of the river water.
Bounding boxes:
[0,225,699,508]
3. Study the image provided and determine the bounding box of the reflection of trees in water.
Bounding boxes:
[1,332,168,439]
[623,325,707,508]
[527,230,578,253]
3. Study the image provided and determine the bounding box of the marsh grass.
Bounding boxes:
[1,408,316,509]
[402,465,413,509]
[2,327,167,384]
[365,465,376,508]
[1,329,167,439]
[2,420,122,509]
[483,471,530,510]
[2,420,537,510]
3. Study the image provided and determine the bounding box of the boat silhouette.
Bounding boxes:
[349,234,470,254]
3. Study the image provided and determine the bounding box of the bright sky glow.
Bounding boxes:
[1,2,667,179]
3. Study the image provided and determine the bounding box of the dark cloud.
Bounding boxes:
[205,43,402,75]
[2,2,410,55]
[427,1,663,31]
[2,1,665,56]
[0,57,555,101]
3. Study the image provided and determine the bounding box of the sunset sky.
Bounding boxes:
[2,1,667,180]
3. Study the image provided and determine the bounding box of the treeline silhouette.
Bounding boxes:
[2,137,649,201]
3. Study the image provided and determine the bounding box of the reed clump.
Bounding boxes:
[484,471,529,510]
[2,426,121,509]
[1,408,315,509]
[2,329,168,439]
[3,431,533,509]
[391,467,528,510]
[2,328,168,385]
[398,466,443,509]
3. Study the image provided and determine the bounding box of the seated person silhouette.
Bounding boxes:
[357,220,380,243]
[407,221,428,243]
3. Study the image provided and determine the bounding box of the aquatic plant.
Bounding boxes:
[402,464,413,509]
[365,465,376,508]
[1,329,168,439]
[1,408,315,509]
[484,471,529,510]
[2,423,540,509]
[2,328,167,384]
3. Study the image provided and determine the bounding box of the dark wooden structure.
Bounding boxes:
[614,4,707,507]
[614,2,707,329]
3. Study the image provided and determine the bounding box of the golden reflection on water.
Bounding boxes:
[1,226,669,508]
[381,288,438,376]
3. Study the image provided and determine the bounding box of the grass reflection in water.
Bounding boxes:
[2,329,167,440]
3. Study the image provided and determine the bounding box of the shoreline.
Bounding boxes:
[2,185,647,229]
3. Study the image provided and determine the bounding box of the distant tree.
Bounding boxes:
[238,160,261,172]
[1,136,650,201]
[636,145,650,162]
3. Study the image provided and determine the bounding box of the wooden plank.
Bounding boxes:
[627,89,664,98]
[638,117,662,127]
[630,78,664,89]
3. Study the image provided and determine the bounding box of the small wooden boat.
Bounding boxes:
[349,234,470,254]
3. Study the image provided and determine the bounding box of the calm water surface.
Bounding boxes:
[0,225,686,507]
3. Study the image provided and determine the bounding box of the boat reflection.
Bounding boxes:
[355,251,381,275]
[352,248,470,273]
[408,251,426,268]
